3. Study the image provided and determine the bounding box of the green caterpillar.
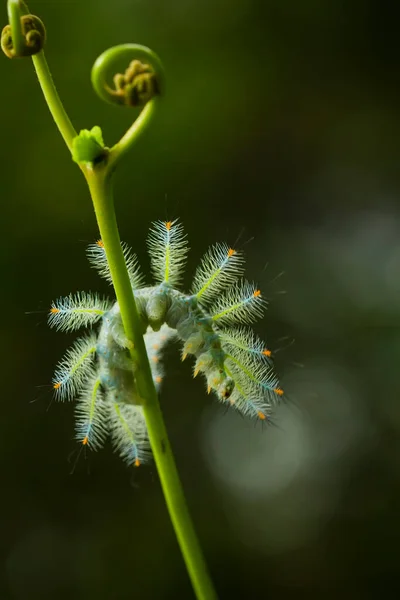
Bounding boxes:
[49,219,283,467]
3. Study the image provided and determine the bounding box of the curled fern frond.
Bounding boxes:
[191,243,244,305]
[1,12,46,59]
[91,44,164,108]
[110,59,160,107]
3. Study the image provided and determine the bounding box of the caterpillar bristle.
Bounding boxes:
[210,280,266,325]
[75,372,109,450]
[110,403,151,466]
[191,243,244,305]
[225,350,280,402]
[48,292,112,332]
[52,334,97,401]
[147,219,189,287]
[219,327,272,363]
[87,240,145,290]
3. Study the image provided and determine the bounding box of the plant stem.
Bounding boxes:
[32,51,77,152]
[8,0,25,55]
[86,168,218,600]
[24,26,217,597]
[108,97,159,170]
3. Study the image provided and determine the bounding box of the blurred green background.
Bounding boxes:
[2,0,400,598]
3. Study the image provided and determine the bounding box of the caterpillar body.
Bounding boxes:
[49,220,283,467]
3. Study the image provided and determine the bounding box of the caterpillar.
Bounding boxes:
[48,219,284,467]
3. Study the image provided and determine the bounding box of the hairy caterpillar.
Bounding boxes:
[49,220,284,467]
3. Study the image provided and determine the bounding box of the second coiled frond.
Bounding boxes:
[91,44,164,108]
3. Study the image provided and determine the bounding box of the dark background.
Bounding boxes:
[1,0,400,598]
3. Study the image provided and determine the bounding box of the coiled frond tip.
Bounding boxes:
[1,12,46,59]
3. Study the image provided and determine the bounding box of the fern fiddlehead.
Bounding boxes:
[1,0,45,58]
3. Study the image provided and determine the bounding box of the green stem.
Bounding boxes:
[31,51,77,153]
[108,97,159,170]
[8,0,26,55]
[85,168,217,600]
[12,17,218,597]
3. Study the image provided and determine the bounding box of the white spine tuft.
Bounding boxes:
[52,334,97,401]
[228,384,273,421]
[219,327,272,363]
[147,220,189,287]
[223,349,282,419]
[48,292,112,332]
[87,240,145,290]
[75,371,109,449]
[210,281,266,325]
[109,403,151,466]
[225,351,280,397]
[191,243,244,305]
